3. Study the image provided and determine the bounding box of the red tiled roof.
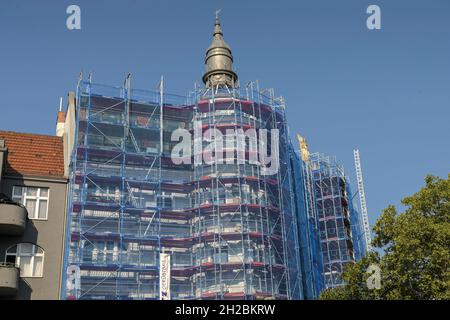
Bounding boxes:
[0,131,65,178]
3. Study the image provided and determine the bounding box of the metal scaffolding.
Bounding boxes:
[61,77,303,300]
[309,153,365,289]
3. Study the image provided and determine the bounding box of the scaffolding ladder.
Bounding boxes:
[353,149,372,252]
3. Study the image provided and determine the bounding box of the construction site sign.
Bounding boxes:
[159,253,171,300]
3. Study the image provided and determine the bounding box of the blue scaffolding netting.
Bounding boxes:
[61,80,365,300]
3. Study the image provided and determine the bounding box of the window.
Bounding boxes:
[213,246,228,263]
[157,193,172,208]
[5,243,45,277]
[85,241,119,264]
[12,186,49,220]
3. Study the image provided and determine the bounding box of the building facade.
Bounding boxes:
[0,131,68,299]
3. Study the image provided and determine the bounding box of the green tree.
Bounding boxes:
[320,174,450,300]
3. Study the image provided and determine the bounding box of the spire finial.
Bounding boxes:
[214,9,223,36]
[202,11,238,88]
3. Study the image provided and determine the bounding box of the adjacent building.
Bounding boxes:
[0,131,68,299]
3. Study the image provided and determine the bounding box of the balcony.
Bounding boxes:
[0,196,27,235]
[0,263,19,297]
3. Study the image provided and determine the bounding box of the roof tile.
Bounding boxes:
[0,131,65,178]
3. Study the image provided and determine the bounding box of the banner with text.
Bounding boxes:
[159,253,171,300]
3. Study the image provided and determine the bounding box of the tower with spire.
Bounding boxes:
[202,10,238,88]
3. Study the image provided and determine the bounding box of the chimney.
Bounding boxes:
[56,97,66,137]
[0,139,7,189]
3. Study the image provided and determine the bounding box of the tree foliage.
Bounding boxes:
[320,174,450,300]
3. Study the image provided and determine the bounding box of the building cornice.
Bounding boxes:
[2,174,68,184]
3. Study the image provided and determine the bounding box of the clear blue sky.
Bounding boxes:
[0,0,449,226]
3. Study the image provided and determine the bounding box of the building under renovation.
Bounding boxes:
[59,16,367,300]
